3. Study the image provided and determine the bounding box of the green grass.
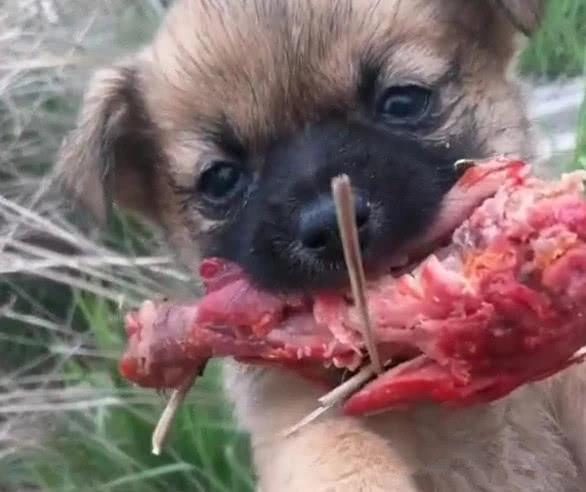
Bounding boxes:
[1,270,253,492]
[1,1,585,491]
[521,0,586,78]
[574,95,586,169]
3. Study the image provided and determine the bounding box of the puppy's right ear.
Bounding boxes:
[56,64,160,224]
[490,0,546,36]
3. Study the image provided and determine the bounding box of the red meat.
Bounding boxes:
[119,158,586,416]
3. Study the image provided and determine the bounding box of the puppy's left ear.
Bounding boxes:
[490,0,546,36]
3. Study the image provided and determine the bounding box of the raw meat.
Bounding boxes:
[120,158,586,416]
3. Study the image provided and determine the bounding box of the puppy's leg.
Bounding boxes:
[547,365,586,473]
[254,417,418,492]
[223,361,419,492]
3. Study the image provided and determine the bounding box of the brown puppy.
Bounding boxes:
[58,1,586,490]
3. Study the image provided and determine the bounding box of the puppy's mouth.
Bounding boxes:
[384,158,528,278]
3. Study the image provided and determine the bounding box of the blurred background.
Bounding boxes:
[0,1,584,491]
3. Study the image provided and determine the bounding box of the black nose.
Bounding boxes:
[298,194,370,256]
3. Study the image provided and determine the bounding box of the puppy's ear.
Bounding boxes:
[56,64,160,224]
[490,0,546,36]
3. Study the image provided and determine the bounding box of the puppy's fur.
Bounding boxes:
[58,1,586,490]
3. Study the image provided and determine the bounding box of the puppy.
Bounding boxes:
[57,1,586,490]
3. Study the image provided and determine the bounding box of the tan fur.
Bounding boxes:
[224,362,584,491]
[56,1,586,490]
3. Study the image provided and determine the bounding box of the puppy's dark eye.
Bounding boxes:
[197,161,245,204]
[378,85,431,124]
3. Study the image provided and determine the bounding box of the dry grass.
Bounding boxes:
[1,3,253,491]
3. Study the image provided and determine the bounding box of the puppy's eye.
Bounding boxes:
[197,161,246,204]
[378,85,431,124]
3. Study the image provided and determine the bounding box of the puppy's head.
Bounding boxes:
[57,0,546,292]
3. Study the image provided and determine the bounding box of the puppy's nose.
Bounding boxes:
[298,195,370,255]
